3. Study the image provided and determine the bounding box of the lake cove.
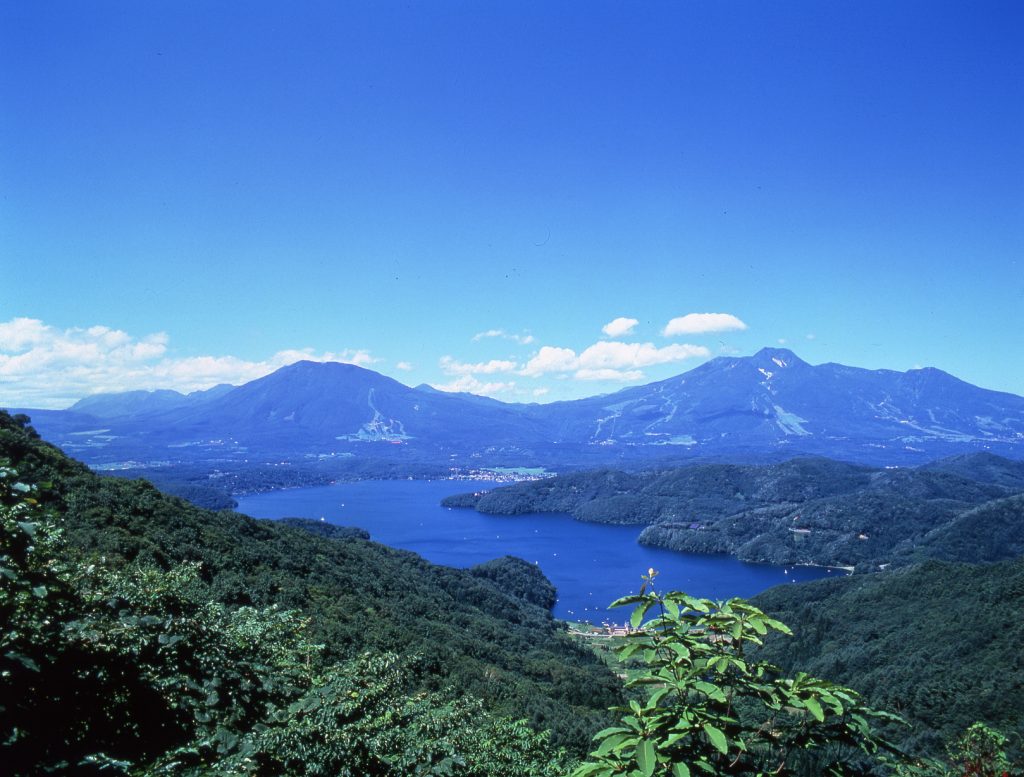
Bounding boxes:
[236,479,835,621]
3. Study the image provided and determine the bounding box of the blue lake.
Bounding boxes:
[236,479,837,621]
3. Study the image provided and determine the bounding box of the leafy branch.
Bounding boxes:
[573,569,907,776]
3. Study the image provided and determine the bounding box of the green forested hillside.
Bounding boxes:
[897,494,1024,565]
[110,455,457,511]
[0,412,620,769]
[918,451,1024,489]
[445,457,1024,569]
[7,409,1024,774]
[753,558,1024,758]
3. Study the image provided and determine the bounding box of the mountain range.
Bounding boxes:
[9,347,1024,470]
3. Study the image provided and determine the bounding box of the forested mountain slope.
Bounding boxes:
[753,558,1024,758]
[445,455,1024,569]
[0,412,620,757]
[6,410,1024,772]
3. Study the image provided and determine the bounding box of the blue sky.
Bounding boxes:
[2,1,1022,408]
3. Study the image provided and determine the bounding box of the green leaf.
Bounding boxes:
[7,651,40,672]
[594,733,632,757]
[571,763,611,777]
[610,594,648,608]
[213,727,239,753]
[619,643,641,659]
[648,686,671,708]
[671,763,691,777]
[703,724,728,754]
[764,617,792,635]
[593,726,631,740]
[693,681,727,702]
[665,731,690,747]
[636,739,657,777]
[666,642,691,661]
[663,599,679,620]
[804,696,825,722]
[631,602,651,629]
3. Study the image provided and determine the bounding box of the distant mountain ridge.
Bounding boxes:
[69,383,235,418]
[525,348,1024,450]
[8,348,1024,469]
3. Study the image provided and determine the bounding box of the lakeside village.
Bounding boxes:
[569,622,636,639]
[445,466,550,483]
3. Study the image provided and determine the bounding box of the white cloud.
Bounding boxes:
[471,329,534,345]
[601,317,639,338]
[395,361,414,371]
[472,329,502,341]
[273,347,378,367]
[574,368,645,381]
[0,318,378,409]
[520,346,579,377]
[663,313,748,336]
[344,350,378,367]
[532,387,549,397]
[519,341,708,378]
[440,356,517,375]
[430,375,516,396]
[578,341,708,370]
[0,317,52,351]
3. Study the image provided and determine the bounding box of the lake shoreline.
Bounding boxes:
[237,479,833,620]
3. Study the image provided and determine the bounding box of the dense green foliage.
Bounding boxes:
[573,571,906,776]
[470,555,559,611]
[752,560,1024,760]
[0,466,573,774]
[933,724,1011,777]
[7,409,1024,774]
[445,459,875,520]
[275,517,371,540]
[445,457,1024,569]
[918,452,1024,490]
[0,412,621,755]
[896,494,1024,565]
[125,474,238,511]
